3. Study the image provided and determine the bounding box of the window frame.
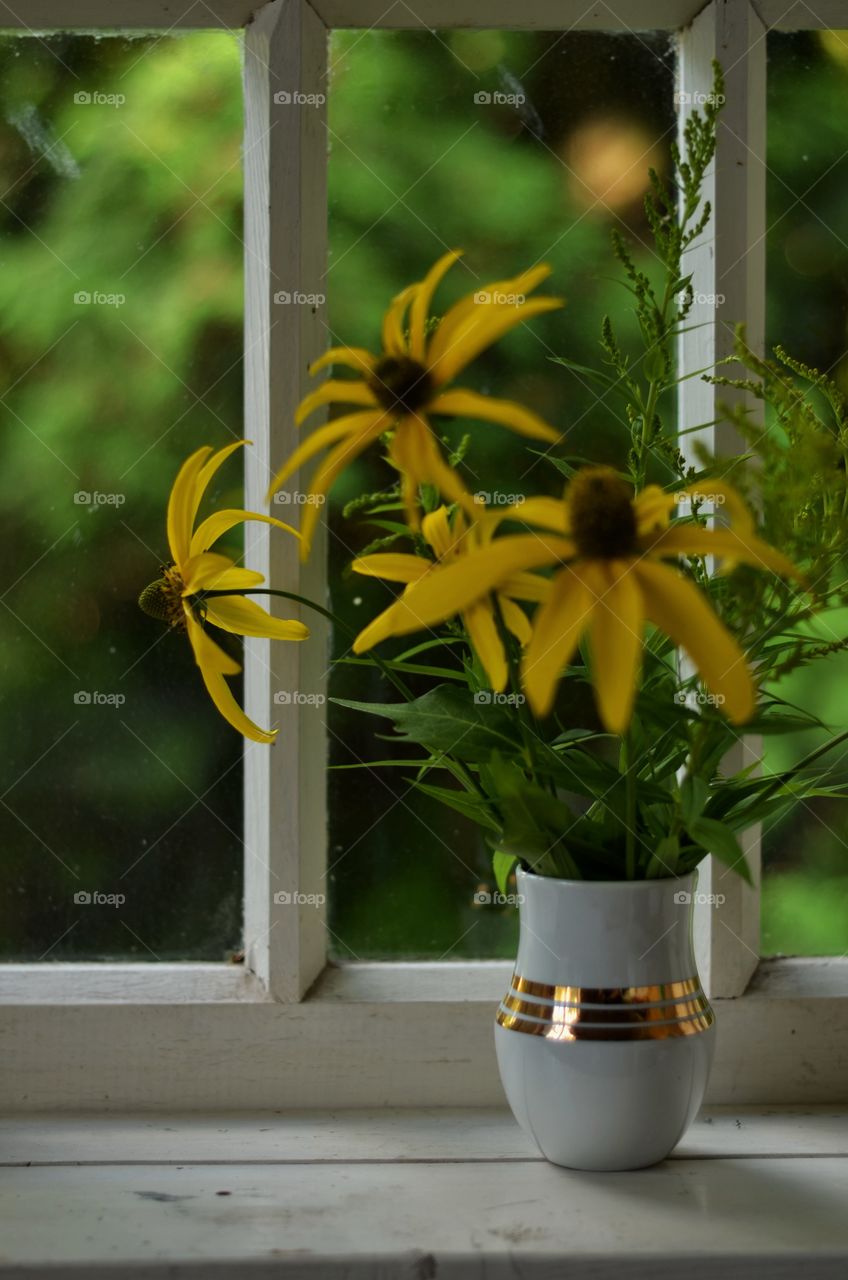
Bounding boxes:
[1,0,846,1110]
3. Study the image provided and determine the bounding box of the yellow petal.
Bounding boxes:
[647,525,802,581]
[352,553,431,584]
[202,593,309,642]
[634,484,674,538]
[384,533,573,636]
[512,496,570,534]
[185,613,275,744]
[430,388,561,444]
[672,479,755,537]
[430,263,554,365]
[381,284,417,357]
[421,505,462,561]
[190,509,300,558]
[183,552,264,594]
[309,346,375,377]
[522,563,595,719]
[295,379,376,427]
[297,413,390,558]
[192,440,249,534]
[497,593,532,646]
[167,445,213,567]
[634,559,755,723]
[463,600,508,691]
[389,415,477,526]
[352,600,405,654]
[428,297,563,387]
[503,570,552,603]
[410,250,464,362]
[266,410,385,504]
[588,561,644,734]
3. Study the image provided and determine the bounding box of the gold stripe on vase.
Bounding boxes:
[496,972,714,1041]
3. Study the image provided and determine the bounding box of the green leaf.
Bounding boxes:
[330,684,522,764]
[680,774,709,826]
[493,849,517,896]
[645,834,679,879]
[687,816,752,884]
[410,779,501,833]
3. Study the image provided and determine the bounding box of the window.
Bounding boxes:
[1,0,846,1112]
[0,30,244,963]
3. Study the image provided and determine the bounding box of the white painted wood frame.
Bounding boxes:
[0,0,846,1111]
[678,0,766,998]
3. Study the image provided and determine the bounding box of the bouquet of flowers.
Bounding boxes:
[139,64,848,888]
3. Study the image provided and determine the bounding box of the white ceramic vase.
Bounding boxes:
[494,866,715,1171]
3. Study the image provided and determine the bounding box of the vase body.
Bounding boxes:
[494,867,715,1171]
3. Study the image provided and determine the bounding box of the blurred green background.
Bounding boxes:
[0,26,844,961]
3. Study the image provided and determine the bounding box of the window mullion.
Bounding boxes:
[677,0,767,998]
[243,0,330,1002]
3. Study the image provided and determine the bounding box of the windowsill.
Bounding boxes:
[1,1107,846,1276]
[2,959,847,1109]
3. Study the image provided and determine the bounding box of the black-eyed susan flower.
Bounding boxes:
[351,504,549,692]
[266,250,563,556]
[139,441,309,743]
[349,468,802,734]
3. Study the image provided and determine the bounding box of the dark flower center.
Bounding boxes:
[368,355,434,416]
[138,566,186,629]
[569,467,638,560]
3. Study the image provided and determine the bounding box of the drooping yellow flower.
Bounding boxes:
[139,441,309,743]
[351,504,549,691]
[350,468,801,733]
[266,250,563,557]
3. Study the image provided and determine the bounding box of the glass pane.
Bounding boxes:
[0,32,244,961]
[326,29,676,959]
[762,29,848,956]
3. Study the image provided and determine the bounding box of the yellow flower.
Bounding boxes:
[350,467,801,733]
[139,441,309,743]
[351,504,549,691]
[266,250,563,557]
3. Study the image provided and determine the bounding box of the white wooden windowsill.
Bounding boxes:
[1,1108,847,1278]
[3,958,848,1108]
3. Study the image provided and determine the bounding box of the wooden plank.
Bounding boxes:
[678,0,767,1000]
[1,1108,848,1166]
[1,962,847,1108]
[0,0,256,28]
[308,0,706,30]
[242,0,330,1002]
[1,1157,847,1275]
[758,0,848,27]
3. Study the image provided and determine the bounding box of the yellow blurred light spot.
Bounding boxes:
[819,30,848,66]
[564,117,661,213]
[448,31,506,73]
